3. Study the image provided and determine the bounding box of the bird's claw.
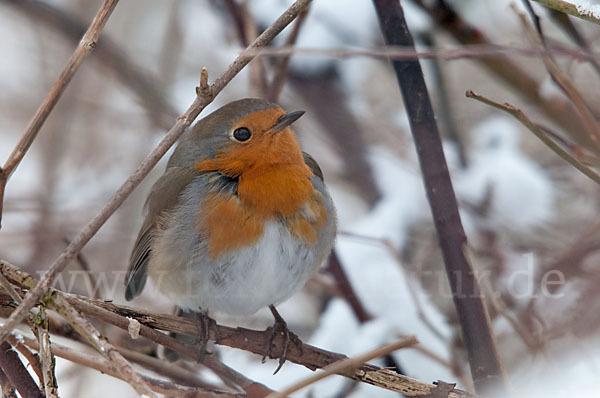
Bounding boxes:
[194,312,220,362]
[263,305,303,374]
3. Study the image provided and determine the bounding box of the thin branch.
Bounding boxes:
[0,260,477,397]
[548,10,600,75]
[267,5,310,101]
[15,333,241,398]
[372,0,506,394]
[0,0,119,228]
[326,252,373,323]
[515,4,600,149]
[35,307,58,398]
[6,0,179,130]
[267,337,418,398]
[533,0,600,25]
[0,342,43,398]
[0,367,17,398]
[240,0,269,97]
[412,0,591,146]
[49,293,157,397]
[9,335,44,386]
[0,0,313,348]
[114,346,220,390]
[466,90,600,185]
[243,43,600,65]
[203,356,276,397]
[0,272,22,304]
[63,237,100,299]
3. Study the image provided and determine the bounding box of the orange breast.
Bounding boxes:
[198,192,264,258]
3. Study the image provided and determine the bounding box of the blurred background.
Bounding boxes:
[1,0,600,396]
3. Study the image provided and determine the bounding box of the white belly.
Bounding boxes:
[150,220,320,315]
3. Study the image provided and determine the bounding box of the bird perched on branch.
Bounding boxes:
[124,98,336,372]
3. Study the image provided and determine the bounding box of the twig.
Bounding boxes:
[240,0,268,97]
[9,334,43,386]
[16,333,241,398]
[0,272,22,304]
[114,346,219,390]
[0,0,119,228]
[0,341,43,398]
[372,1,506,394]
[522,0,546,44]
[35,307,58,398]
[533,0,600,25]
[515,3,600,148]
[0,366,17,398]
[63,237,100,299]
[466,90,600,185]
[548,9,600,75]
[0,260,477,397]
[412,0,590,146]
[267,337,418,398]
[0,0,313,348]
[203,356,276,397]
[223,0,248,45]
[49,293,157,397]
[267,5,310,101]
[245,43,597,62]
[326,251,373,323]
[6,0,179,130]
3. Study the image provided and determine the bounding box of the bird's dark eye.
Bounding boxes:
[232,127,252,142]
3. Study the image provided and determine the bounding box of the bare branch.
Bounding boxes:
[466,90,600,185]
[0,0,120,227]
[533,0,600,25]
[267,5,310,102]
[15,333,241,398]
[0,341,43,398]
[268,337,418,398]
[50,293,157,397]
[35,307,58,398]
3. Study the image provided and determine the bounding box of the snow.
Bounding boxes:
[569,0,600,19]
[454,116,554,233]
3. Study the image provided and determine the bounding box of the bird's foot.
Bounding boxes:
[194,311,221,362]
[263,305,303,374]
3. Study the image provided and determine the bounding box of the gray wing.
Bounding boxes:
[125,166,200,300]
[303,152,324,181]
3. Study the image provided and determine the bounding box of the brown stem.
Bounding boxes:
[0,342,43,398]
[267,6,310,102]
[372,0,506,394]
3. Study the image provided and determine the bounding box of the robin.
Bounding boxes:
[124,98,337,372]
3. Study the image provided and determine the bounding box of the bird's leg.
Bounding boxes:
[193,311,220,362]
[263,305,303,374]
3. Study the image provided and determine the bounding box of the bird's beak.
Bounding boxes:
[269,110,305,133]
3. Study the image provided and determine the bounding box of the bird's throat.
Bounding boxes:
[237,163,314,218]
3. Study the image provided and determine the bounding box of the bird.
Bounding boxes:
[124,98,337,372]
